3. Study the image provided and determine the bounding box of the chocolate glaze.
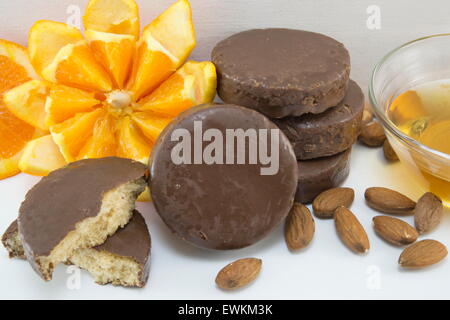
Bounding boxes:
[149,103,298,250]
[212,29,350,118]
[18,157,148,278]
[273,80,364,160]
[296,148,351,203]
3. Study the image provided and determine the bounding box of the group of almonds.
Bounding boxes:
[214,105,447,291]
[216,187,447,291]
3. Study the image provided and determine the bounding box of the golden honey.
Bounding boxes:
[388,80,450,204]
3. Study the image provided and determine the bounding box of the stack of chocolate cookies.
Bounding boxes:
[212,28,364,203]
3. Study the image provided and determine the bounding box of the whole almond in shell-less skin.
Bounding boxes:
[383,140,399,162]
[372,216,418,246]
[359,121,386,147]
[149,103,298,250]
[334,206,370,254]
[365,187,416,215]
[414,192,443,234]
[399,239,448,268]
[285,203,315,251]
[312,187,354,219]
[215,258,262,290]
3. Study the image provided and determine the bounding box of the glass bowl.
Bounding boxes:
[369,33,450,205]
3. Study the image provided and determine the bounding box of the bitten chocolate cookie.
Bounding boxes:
[273,80,364,160]
[18,157,148,281]
[296,148,351,203]
[3,211,151,288]
[150,103,298,250]
[212,28,350,118]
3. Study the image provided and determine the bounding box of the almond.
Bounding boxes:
[414,192,443,234]
[399,239,447,268]
[359,121,386,147]
[334,206,370,254]
[383,140,398,162]
[365,187,416,215]
[215,258,262,290]
[285,203,315,251]
[362,105,374,125]
[312,187,354,219]
[372,216,418,246]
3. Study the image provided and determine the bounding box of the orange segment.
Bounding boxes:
[77,114,117,159]
[0,40,38,179]
[4,80,49,131]
[116,116,151,164]
[45,84,100,126]
[83,0,140,37]
[19,135,66,176]
[137,61,217,116]
[132,112,172,142]
[50,108,105,162]
[127,0,195,100]
[29,21,112,92]
[85,31,135,89]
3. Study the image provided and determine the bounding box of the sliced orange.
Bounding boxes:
[4,80,49,131]
[0,40,38,179]
[50,108,105,162]
[45,84,100,126]
[137,61,216,116]
[0,0,216,191]
[19,134,66,176]
[29,21,113,92]
[127,0,195,100]
[77,114,117,159]
[116,116,151,164]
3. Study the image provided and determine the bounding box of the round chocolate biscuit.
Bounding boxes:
[273,80,364,160]
[212,28,350,118]
[296,148,351,204]
[149,103,298,250]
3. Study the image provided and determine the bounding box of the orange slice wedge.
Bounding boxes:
[132,112,172,142]
[137,61,216,117]
[3,80,49,131]
[29,20,113,92]
[50,108,105,162]
[45,84,100,126]
[19,134,66,176]
[0,40,39,179]
[77,113,117,160]
[83,0,140,37]
[127,0,195,100]
[84,0,139,88]
[116,116,151,164]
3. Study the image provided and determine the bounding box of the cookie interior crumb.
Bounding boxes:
[34,178,146,280]
[69,249,144,287]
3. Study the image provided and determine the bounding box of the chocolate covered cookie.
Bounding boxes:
[149,103,298,250]
[273,80,364,160]
[296,148,351,203]
[18,157,148,281]
[3,211,151,288]
[212,28,350,118]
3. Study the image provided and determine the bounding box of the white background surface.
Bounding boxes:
[1,0,450,300]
